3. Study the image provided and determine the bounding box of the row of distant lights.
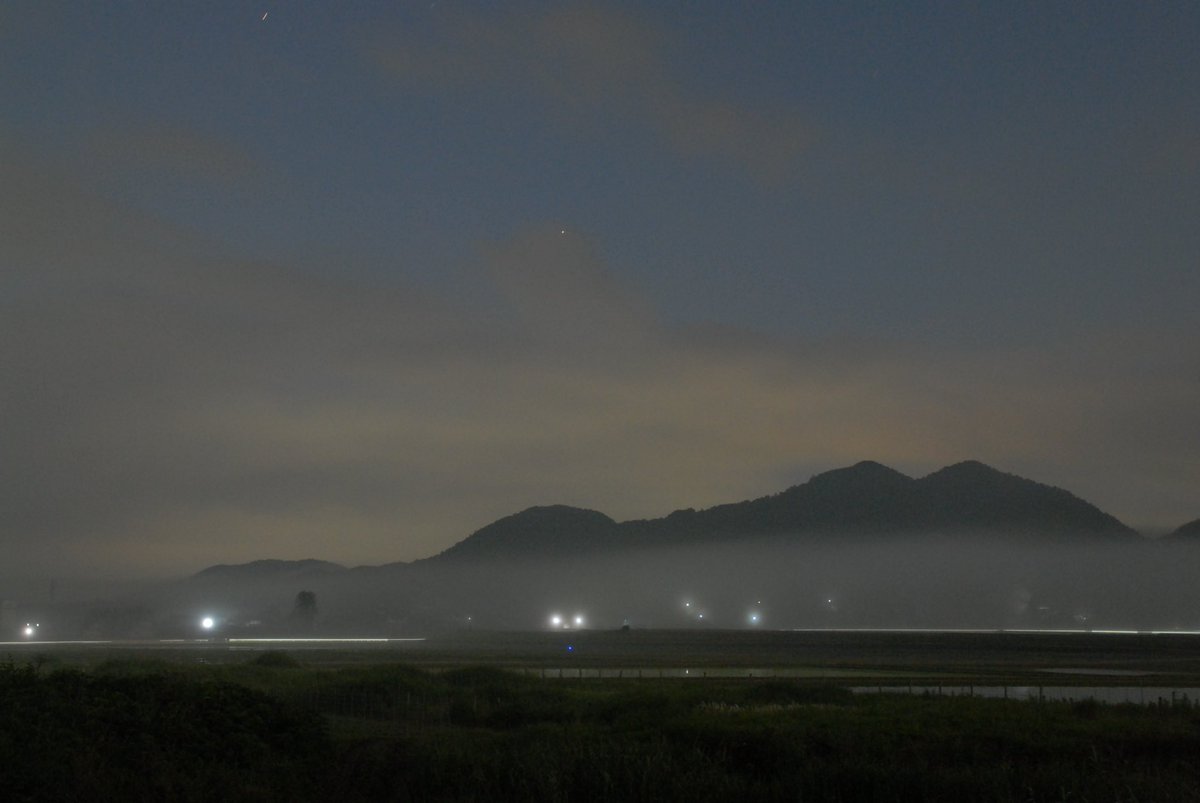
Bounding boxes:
[681,596,837,623]
[30,604,828,639]
[686,600,770,625]
[29,615,219,637]
[545,600,796,630]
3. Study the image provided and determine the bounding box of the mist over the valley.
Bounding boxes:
[10,461,1200,640]
[12,535,1200,640]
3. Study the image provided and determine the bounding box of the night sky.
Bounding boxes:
[3,2,1197,577]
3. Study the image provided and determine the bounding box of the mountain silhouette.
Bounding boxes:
[911,460,1131,533]
[191,558,346,581]
[172,462,1166,634]
[430,460,1136,562]
[1171,518,1200,538]
[671,460,920,535]
[188,461,1138,576]
[430,505,618,562]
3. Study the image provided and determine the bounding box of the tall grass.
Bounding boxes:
[3,657,1199,801]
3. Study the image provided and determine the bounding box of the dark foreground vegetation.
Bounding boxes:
[3,655,1200,802]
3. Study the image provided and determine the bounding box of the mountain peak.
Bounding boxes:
[853,459,897,470]
[690,461,916,535]
[924,460,1004,480]
[496,504,612,524]
[434,505,617,561]
[812,460,912,483]
[429,460,1136,562]
[916,462,1134,535]
[191,558,346,581]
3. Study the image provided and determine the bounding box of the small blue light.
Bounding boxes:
[566,644,574,652]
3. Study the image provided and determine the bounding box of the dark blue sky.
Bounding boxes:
[2,2,1197,575]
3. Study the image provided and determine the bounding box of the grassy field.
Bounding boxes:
[4,631,1200,801]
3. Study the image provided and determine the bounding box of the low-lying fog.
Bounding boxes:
[10,533,1200,639]
[398,535,1200,633]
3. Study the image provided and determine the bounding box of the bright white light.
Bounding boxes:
[22,626,34,637]
[573,615,584,627]
[201,616,215,630]
[550,614,563,628]
[749,613,760,624]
